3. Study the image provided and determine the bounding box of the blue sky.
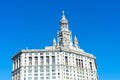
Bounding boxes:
[0,0,120,80]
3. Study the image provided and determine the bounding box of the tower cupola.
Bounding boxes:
[60,10,68,31]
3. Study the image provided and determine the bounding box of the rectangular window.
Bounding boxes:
[34,74,38,76]
[40,66,44,72]
[52,56,55,65]
[65,56,68,65]
[46,69,50,72]
[76,58,78,66]
[52,76,56,79]
[35,57,38,61]
[46,66,49,68]
[14,62,16,70]
[46,52,49,55]
[34,66,38,70]
[34,77,38,80]
[81,60,83,68]
[34,53,38,55]
[52,52,55,56]
[35,57,38,65]
[40,73,44,76]
[19,59,21,67]
[52,69,55,72]
[28,77,32,80]
[66,68,69,72]
[28,70,32,73]
[29,53,32,56]
[52,73,56,75]
[90,62,92,70]
[17,61,18,68]
[79,59,81,67]
[40,69,44,72]
[46,66,50,72]
[40,66,44,69]
[28,74,32,76]
[46,73,50,76]
[29,57,32,65]
[40,77,44,79]
[40,56,44,65]
[34,70,38,72]
[46,77,50,79]
[40,53,43,55]
[28,66,32,70]
[29,62,32,65]
[46,56,49,65]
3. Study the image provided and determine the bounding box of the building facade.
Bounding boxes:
[12,11,98,80]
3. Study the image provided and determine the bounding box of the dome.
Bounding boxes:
[60,19,68,24]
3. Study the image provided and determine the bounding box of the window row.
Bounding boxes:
[27,56,55,65]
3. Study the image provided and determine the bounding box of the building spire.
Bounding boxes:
[62,10,65,19]
[74,36,78,41]
[74,36,79,48]
[52,38,56,47]
[62,10,64,15]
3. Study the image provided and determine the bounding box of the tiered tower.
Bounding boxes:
[57,11,72,47]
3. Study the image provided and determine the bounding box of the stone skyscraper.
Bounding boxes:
[12,11,98,80]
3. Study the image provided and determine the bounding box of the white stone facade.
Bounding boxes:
[12,11,98,80]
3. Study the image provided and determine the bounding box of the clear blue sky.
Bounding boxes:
[0,0,120,80]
